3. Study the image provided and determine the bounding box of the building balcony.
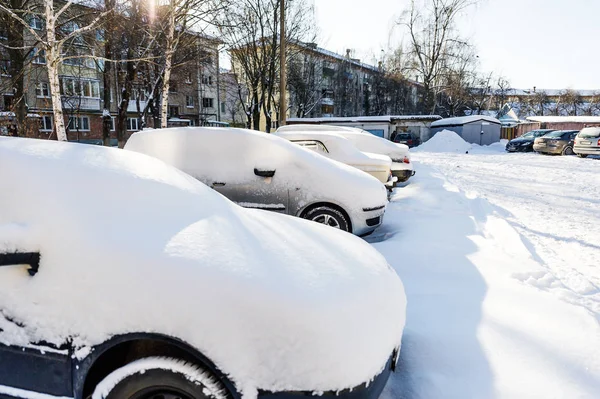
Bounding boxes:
[321,97,334,106]
[62,97,100,111]
[127,100,148,113]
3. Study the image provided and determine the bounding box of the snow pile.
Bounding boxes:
[378,152,600,398]
[414,129,472,153]
[0,137,405,397]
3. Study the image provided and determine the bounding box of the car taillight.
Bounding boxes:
[403,156,410,164]
[598,139,600,146]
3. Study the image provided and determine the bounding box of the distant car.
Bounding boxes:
[392,133,421,148]
[573,127,600,158]
[276,125,415,186]
[0,137,406,399]
[273,130,394,187]
[125,127,388,236]
[506,129,555,152]
[533,130,579,155]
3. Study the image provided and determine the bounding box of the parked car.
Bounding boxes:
[0,137,406,399]
[276,125,415,186]
[533,130,579,155]
[574,127,600,158]
[506,129,554,152]
[273,130,394,186]
[392,133,421,148]
[125,127,388,236]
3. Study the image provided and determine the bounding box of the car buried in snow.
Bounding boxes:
[0,137,406,399]
[272,130,395,187]
[124,127,388,236]
[276,125,415,186]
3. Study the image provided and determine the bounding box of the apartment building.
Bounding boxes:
[0,10,228,143]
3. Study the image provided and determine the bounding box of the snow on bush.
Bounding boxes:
[0,137,406,397]
[415,129,472,153]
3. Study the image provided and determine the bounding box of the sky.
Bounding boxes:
[314,0,600,90]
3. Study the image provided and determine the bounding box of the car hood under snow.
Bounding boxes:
[0,138,406,397]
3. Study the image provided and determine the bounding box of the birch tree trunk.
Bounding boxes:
[160,4,176,128]
[45,0,67,141]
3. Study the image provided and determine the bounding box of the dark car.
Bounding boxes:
[533,130,579,155]
[393,133,421,148]
[506,129,554,152]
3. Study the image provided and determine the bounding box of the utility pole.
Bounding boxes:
[279,0,286,127]
[216,45,221,122]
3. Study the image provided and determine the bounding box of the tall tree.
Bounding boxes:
[400,0,477,114]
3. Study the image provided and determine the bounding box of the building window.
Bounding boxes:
[40,115,53,131]
[186,96,194,108]
[33,48,46,64]
[185,73,192,84]
[108,116,115,131]
[35,82,50,97]
[60,78,100,98]
[169,105,179,116]
[202,97,214,108]
[169,81,177,93]
[202,75,212,85]
[68,116,90,131]
[220,102,226,113]
[127,117,139,131]
[29,16,43,30]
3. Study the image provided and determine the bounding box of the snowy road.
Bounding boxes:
[374,148,600,398]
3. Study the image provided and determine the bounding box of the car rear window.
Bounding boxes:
[579,129,600,138]
[397,134,412,139]
[544,131,565,138]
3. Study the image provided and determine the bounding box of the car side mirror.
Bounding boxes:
[0,252,40,276]
[254,168,276,178]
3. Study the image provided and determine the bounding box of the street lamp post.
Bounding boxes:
[279,0,286,127]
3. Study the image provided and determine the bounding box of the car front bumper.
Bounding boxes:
[506,143,532,152]
[354,206,386,236]
[258,354,394,399]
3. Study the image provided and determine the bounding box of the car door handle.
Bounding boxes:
[212,182,226,187]
[0,252,40,276]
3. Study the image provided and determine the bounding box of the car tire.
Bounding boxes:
[577,153,588,158]
[303,206,350,232]
[562,146,574,155]
[92,357,229,399]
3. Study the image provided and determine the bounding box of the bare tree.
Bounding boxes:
[0,0,110,141]
[399,0,477,114]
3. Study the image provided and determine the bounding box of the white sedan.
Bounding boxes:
[277,125,415,185]
[0,137,406,399]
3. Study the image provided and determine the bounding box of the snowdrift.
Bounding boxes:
[414,129,472,153]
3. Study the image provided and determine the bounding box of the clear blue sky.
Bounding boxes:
[314,0,599,90]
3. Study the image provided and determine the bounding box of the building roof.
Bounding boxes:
[287,115,442,124]
[431,115,501,127]
[526,116,600,123]
[294,42,379,72]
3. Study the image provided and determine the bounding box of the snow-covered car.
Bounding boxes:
[272,130,394,186]
[125,127,388,236]
[277,125,415,185]
[574,127,600,158]
[0,137,406,399]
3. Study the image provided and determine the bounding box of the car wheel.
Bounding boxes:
[92,357,229,399]
[562,146,574,155]
[303,206,350,232]
[577,153,588,158]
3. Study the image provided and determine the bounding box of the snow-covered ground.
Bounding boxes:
[373,140,600,398]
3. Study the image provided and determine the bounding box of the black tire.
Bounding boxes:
[562,146,574,156]
[94,357,229,399]
[303,206,350,232]
[577,153,589,158]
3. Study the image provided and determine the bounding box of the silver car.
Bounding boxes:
[125,127,389,236]
[574,127,600,158]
